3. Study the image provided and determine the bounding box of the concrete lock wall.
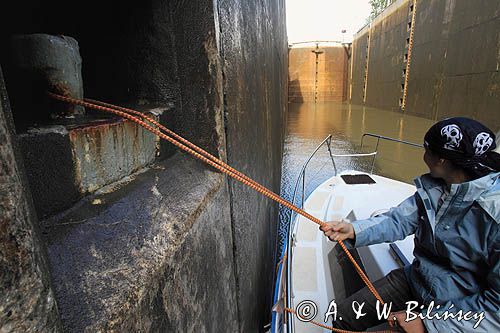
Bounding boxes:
[350,0,500,132]
[350,32,370,105]
[289,44,350,103]
[0,0,286,331]
[218,0,288,331]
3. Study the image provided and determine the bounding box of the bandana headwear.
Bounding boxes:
[424,117,500,178]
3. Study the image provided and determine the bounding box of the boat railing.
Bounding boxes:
[285,134,377,332]
[289,135,335,212]
[360,133,424,174]
[286,134,336,332]
[288,131,423,242]
[284,132,423,332]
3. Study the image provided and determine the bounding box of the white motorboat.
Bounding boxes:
[272,134,423,333]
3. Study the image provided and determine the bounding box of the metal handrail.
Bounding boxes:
[285,135,378,332]
[289,135,334,212]
[360,133,423,148]
[360,133,423,174]
[283,132,423,332]
[285,135,334,332]
[330,151,377,176]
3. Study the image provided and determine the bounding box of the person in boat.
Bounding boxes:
[320,117,500,332]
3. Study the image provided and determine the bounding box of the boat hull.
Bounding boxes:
[272,171,416,332]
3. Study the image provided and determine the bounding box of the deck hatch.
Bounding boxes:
[341,174,376,185]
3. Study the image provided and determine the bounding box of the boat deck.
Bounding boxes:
[290,171,416,332]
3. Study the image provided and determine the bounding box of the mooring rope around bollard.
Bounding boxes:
[48,92,394,330]
[83,98,285,201]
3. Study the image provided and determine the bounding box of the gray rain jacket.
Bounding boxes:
[352,172,500,332]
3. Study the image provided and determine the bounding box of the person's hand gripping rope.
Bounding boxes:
[320,219,355,242]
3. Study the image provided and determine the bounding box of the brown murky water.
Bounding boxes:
[277,102,435,252]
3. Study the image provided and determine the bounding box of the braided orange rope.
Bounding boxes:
[84,98,273,196]
[82,95,385,304]
[48,92,390,327]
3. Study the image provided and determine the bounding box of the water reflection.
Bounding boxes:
[277,102,435,253]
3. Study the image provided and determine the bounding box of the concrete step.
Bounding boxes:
[18,113,160,218]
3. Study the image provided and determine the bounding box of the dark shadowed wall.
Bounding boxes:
[0,0,287,331]
[0,68,61,332]
[218,0,287,330]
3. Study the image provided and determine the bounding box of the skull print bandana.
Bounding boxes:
[424,117,500,178]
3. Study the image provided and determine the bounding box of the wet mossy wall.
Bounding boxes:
[350,0,500,131]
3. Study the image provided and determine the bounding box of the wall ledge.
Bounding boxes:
[41,153,236,331]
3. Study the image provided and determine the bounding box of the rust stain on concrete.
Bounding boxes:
[68,117,157,194]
